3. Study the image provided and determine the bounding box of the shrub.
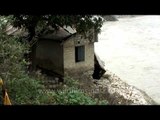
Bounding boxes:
[63,76,79,87]
[0,16,47,104]
[54,87,97,105]
[0,16,108,105]
[56,76,108,105]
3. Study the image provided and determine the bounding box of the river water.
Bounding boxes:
[95,15,160,104]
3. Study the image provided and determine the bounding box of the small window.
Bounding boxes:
[75,46,85,62]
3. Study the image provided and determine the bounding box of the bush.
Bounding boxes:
[0,16,108,105]
[56,76,108,105]
[54,87,104,105]
[63,76,79,87]
[0,16,48,104]
[7,75,44,104]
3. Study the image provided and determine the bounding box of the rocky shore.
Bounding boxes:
[93,69,157,105]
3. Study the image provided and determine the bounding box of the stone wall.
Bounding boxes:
[36,39,64,75]
[36,34,95,77]
[63,35,94,77]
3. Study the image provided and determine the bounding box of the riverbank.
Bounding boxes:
[93,69,156,105]
[95,15,160,104]
[73,69,156,105]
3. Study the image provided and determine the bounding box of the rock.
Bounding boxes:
[67,66,156,105]
[102,15,118,21]
[115,15,137,18]
[93,70,157,105]
[92,53,106,79]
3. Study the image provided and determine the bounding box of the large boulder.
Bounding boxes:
[92,53,106,80]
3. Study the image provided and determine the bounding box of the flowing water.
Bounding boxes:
[95,15,160,104]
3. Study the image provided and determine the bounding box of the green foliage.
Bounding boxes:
[63,76,79,87]
[7,76,43,104]
[0,16,48,104]
[37,90,56,105]
[58,77,108,105]
[0,16,108,105]
[54,88,100,105]
[12,15,104,40]
[54,88,94,105]
[0,17,29,81]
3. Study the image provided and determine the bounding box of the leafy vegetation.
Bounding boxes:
[54,87,108,105]
[11,15,104,40]
[0,16,44,104]
[10,15,104,70]
[0,15,108,105]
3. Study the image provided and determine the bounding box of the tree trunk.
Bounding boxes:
[28,26,37,71]
[30,43,37,71]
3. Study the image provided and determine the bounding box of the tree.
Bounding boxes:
[11,15,103,41]
[0,16,108,105]
[10,15,104,70]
